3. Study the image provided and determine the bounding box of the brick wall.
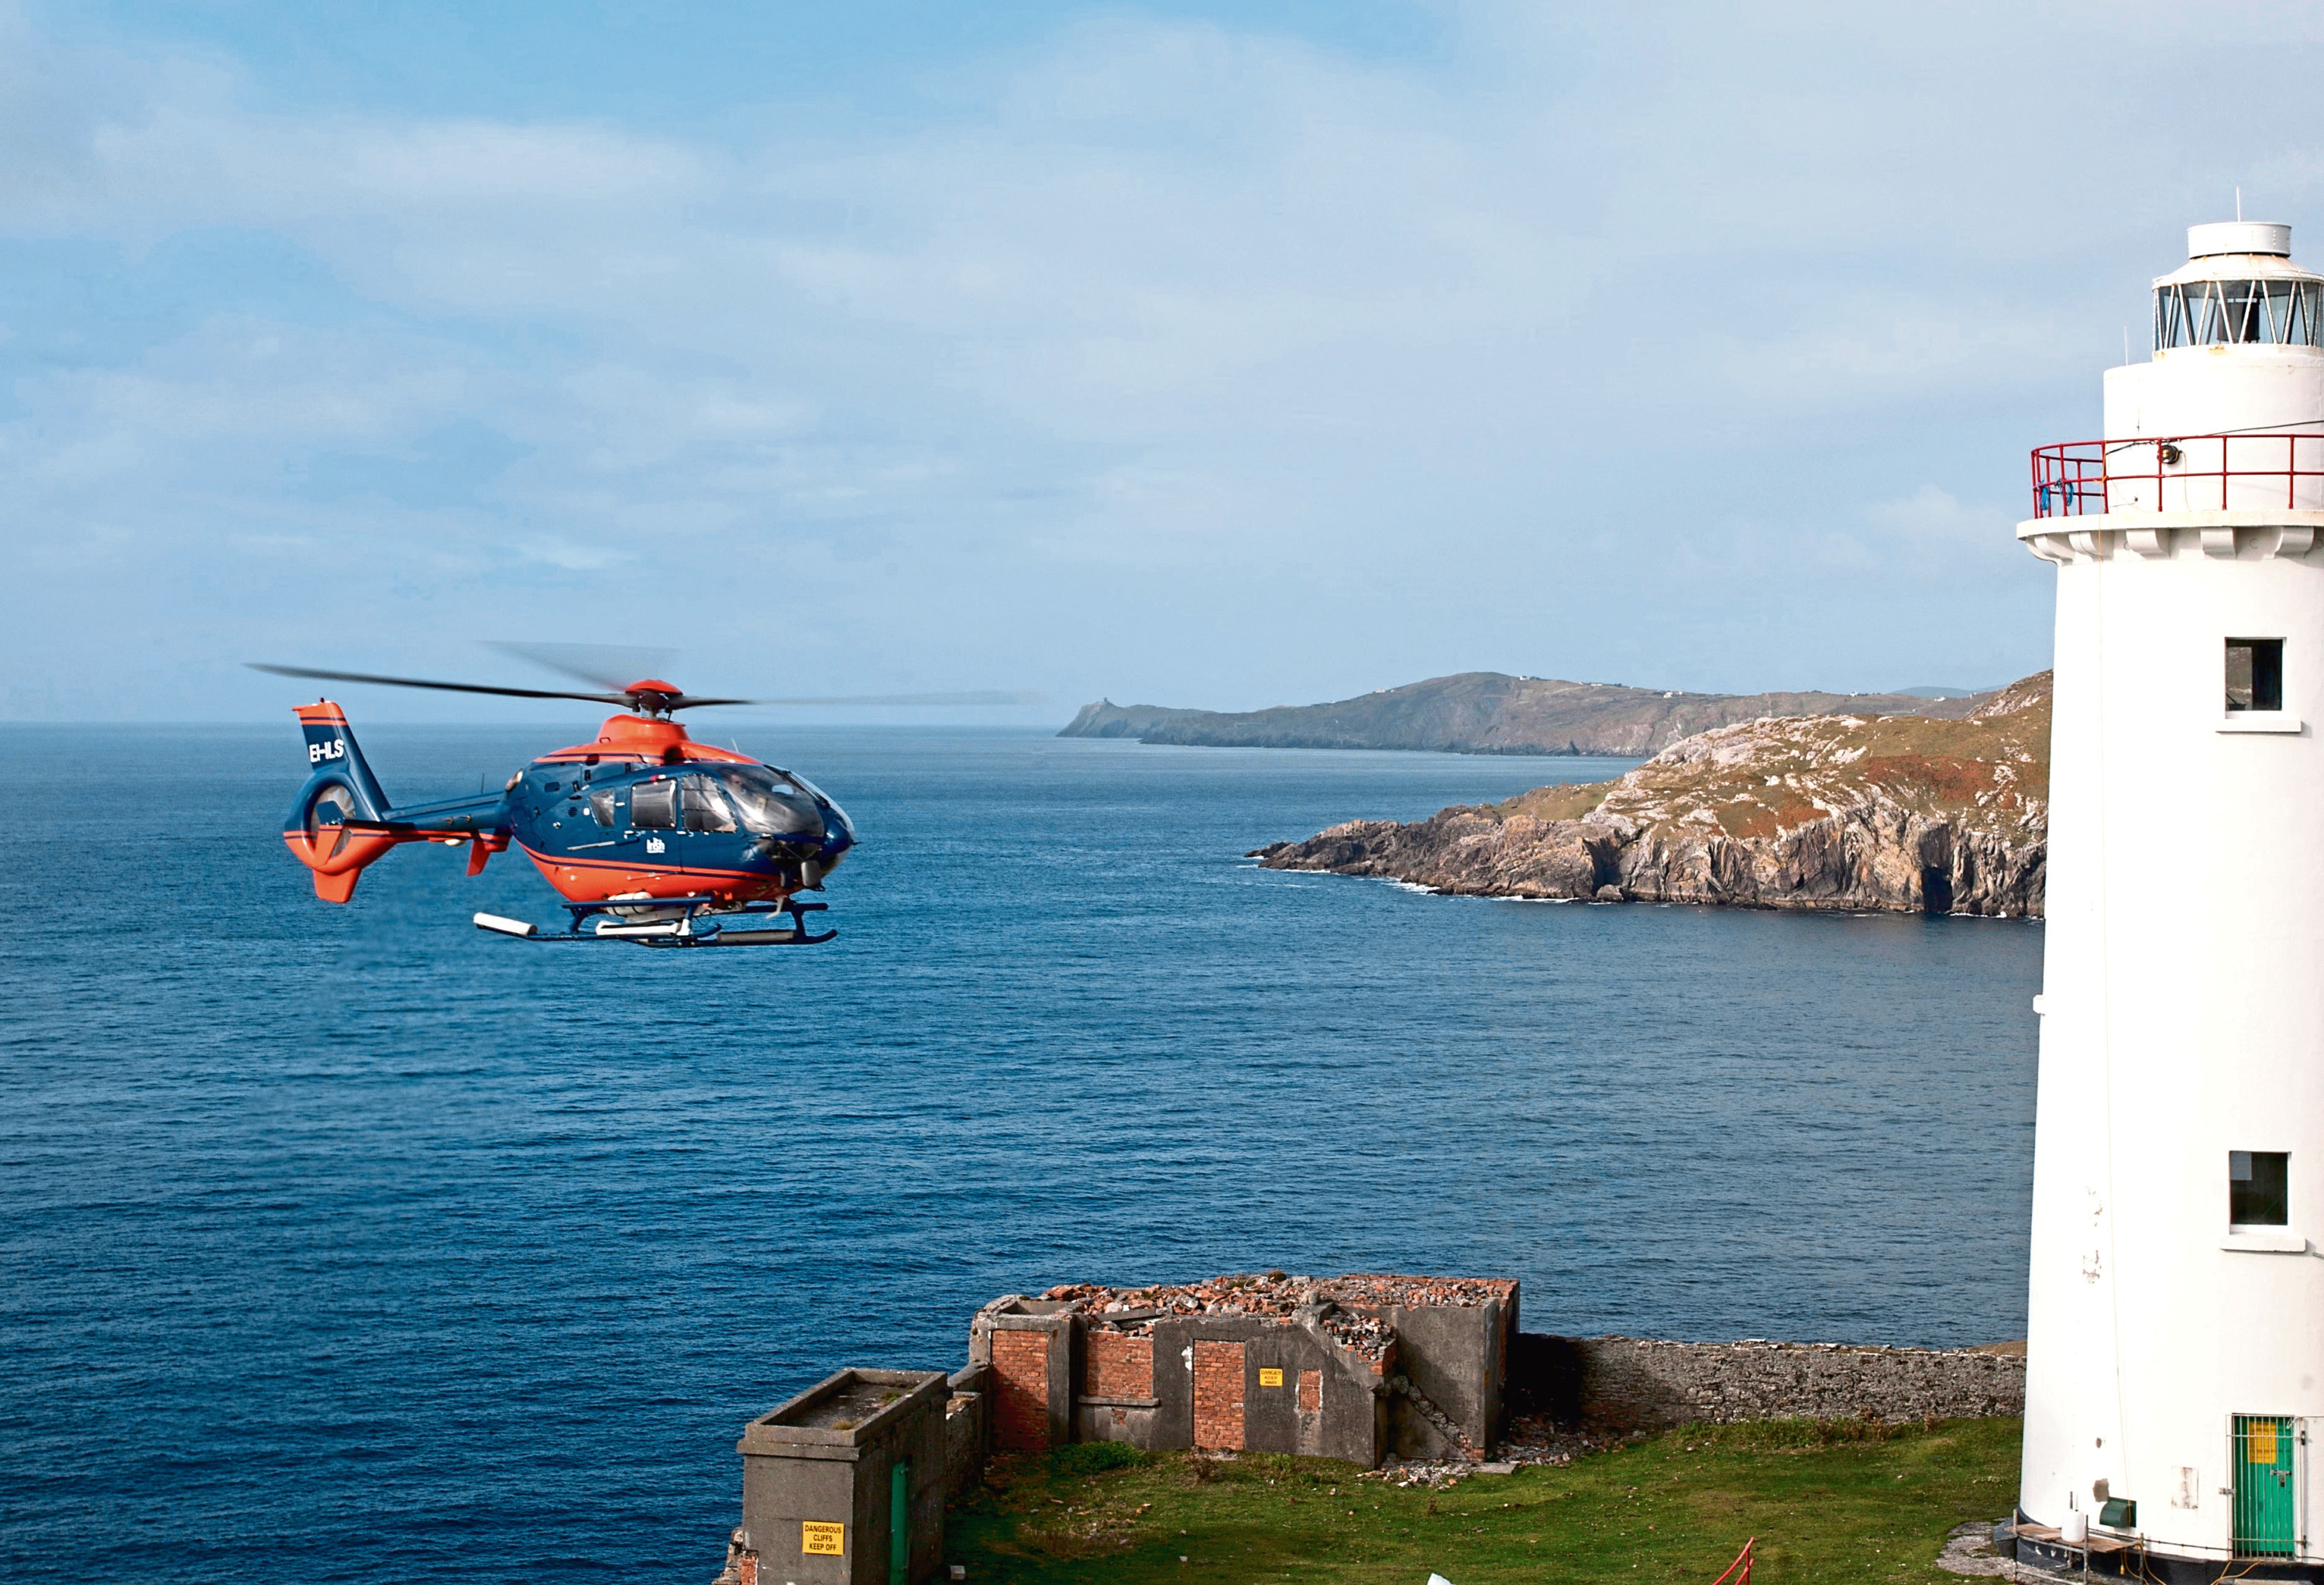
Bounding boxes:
[1085,1333,1154,1400]
[991,1330,1052,1450]
[1298,1370,1322,1414]
[1191,1340,1246,1450]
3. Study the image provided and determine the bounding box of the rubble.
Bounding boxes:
[1350,1412,1618,1488]
[1023,1271,1515,1366]
[710,1527,758,1585]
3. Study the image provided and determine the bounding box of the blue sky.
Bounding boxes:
[8,1,2324,721]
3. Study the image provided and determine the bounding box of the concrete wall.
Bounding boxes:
[1515,1336,2026,1433]
[738,1370,949,1585]
[1351,1298,1511,1456]
[1137,1315,1383,1466]
[943,1365,986,1501]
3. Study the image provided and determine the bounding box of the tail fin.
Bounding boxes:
[281,702,396,903]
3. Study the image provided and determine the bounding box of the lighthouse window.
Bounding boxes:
[2226,639,2284,712]
[2230,1151,2290,1227]
[2156,280,2324,348]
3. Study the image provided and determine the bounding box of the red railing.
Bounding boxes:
[1709,1537,1755,1585]
[2031,433,2324,517]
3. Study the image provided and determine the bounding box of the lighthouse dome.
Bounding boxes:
[2153,222,2324,349]
[2188,220,2293,259]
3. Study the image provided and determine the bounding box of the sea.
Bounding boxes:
[0,723,2041,1582]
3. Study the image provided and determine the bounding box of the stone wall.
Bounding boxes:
[1513,1336,2025,1432]
[944,1365,988,1500]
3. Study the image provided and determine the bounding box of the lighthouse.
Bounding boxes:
[2020,221,2324,1573]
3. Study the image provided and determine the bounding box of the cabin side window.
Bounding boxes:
[2231,1150,2290,1227]
[2227,638,2284,713]
[630,779,677,829]
[678,774,737,833]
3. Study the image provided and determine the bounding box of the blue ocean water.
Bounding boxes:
[0,724,2039,1582]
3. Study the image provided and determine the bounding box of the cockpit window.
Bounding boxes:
[630,779,676,830]
[587,788,617,827]
[715,767,825,838]
[775,767,854,841]
[679,774,737,833]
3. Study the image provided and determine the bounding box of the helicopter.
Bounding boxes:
[253,653,1030,948]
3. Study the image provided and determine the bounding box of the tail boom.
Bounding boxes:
[280,701,509,903]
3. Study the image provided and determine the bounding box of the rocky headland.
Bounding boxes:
[1062,671,1996,758]
[1250,672,2051,917]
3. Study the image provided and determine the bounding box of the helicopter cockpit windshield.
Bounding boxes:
[777,768,854,841]
[713,767,827,840]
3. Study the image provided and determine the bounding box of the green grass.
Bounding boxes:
[945,1417,2020,1583]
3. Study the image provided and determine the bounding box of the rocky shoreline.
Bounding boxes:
[1252,672,2050,917]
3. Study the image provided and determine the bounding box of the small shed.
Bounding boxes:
[738,1368,947,1585]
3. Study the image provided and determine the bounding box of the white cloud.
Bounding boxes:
[517,536,630,572]
[8,0,2324,715]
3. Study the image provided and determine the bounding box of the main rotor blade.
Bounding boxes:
[253,663,1042,713]
[682,690,1047,709]
[248,662,632,707]
[483,640,679,693]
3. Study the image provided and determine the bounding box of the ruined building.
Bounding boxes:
[969,1272,1518,1466]
[714,1270,2027,1582]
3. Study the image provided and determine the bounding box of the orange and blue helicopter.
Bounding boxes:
[255,655,1026,949]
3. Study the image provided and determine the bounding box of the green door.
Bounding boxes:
[2234,1414,2298,1556]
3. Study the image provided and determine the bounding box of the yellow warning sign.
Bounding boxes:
[2251,1423,2280,1466]
[803,1521,845,1556]
[1259,1367,1284,1387]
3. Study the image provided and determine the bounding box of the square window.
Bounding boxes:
[2231,1150,2289,1226]
[630,780,677,830]
[2227,639,2284,712]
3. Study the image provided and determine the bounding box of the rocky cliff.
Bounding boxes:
[1250,672,2051,917]
[1062,672,1994,758]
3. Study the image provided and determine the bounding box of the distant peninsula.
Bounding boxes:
[1060,672,1997,758]
[1250,672,2051,917]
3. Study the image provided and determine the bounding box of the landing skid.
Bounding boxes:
[473,896,834,948]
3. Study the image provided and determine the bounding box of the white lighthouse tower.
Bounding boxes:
[2020,220,2324,1573]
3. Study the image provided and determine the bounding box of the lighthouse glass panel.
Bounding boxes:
[2157,280,2324,348]
[2226,639,2284,713]
[2229,1151,2289,1227]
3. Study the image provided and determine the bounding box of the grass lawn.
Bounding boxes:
[944,1417,2021,1583]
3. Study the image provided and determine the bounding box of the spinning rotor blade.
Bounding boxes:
[249,662,637,708]
[252,663,1043,713]
[729,692,1047,707]
[483,641,679,695]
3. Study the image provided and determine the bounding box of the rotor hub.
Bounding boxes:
[624,679,683,717]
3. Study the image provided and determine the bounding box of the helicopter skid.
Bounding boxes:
[473,896,834,948]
